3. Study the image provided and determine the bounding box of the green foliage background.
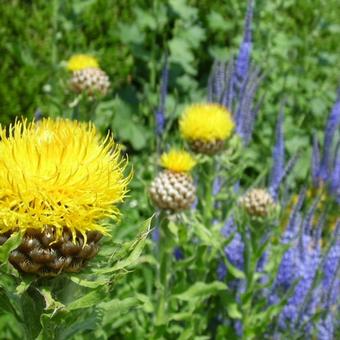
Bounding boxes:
[1,0,339,245]
[1,0,339,137]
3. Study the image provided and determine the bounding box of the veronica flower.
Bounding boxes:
[312,88,340,203]
[317,314,334,340]
[275,199,321,330]
[218,216,244,280]
[322,222,340,308]
[330,142,340,202]
[208,0,261,145]
[274,189,306,289]
[235,0,254,85]
[272,199,339,338]
[269,105,285,200]
[234,68,264,144]
[319,88,340,181]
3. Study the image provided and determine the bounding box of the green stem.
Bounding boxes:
[202,159,215,225]
[155,216,172,331]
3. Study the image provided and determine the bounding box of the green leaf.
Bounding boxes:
[192,221,221,249]
[16,278,32,295]
[207,11,231,32]
[226,303,242,319]
[94,216,152,275]
[39,288,65,312]
[118,23,145,44]
[60,314,100,339]
[174,281,227,301]
[99,297,141,327]
[169,38,195,74]
[66,287,108,312]
[168,221,179,240]
[0,232,22,262]
[135,293,154,313]
[169,0,197,19]
[224,259,246,280]
[21,288,45,339]
[0,290,20,318]
[69,276,109,289]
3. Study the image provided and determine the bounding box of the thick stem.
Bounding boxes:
[202,158,215,225]
[155,215,173,330]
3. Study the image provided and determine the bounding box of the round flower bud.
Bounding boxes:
[239,188,275,217]
[149,149,196,212]
[70,67,110,96]
[149,171,196,212]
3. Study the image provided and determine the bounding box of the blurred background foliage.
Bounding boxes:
[0,0,339,177]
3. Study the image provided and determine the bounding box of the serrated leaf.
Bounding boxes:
[94,216,152,275]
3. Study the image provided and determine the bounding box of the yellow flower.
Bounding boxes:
[66,54,99,71]
[160,149,196,173]
[179,103,234,142]
[0,118,130,241]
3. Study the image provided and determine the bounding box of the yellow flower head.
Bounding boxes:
[66,54,99,71]
[0,118,130,241]
[179,103,234,142]
[160,149,196,173]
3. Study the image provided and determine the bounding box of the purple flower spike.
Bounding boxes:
[269,104,285,200]
[330,142,340,200]
[221,216,244,271]
[323,221,340,308]
[317,314,334,340]
[235,0,254,84]
[208,0,261,145]
[319,88,340,180]
[234,67,264,144]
